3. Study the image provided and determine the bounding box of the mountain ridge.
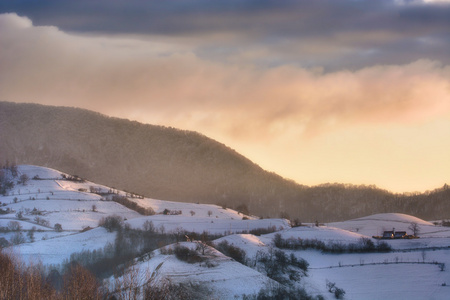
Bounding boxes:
[1,101,449,222]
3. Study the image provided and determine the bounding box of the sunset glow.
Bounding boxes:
[1,1,450,192]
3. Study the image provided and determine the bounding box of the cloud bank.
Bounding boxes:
[1,11,450,192]
[1,13,449,141]
[1,0,450,70]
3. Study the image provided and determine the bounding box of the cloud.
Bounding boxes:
[1,1,450,69]
[1,12,450,192]
[1,13,450,144]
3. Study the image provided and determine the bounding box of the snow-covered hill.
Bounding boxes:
[0,165,287,264]
[1,165,450,299]
[329,213,435,236]
[111,242,277,300]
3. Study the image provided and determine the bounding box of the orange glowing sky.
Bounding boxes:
[1,1,450,192]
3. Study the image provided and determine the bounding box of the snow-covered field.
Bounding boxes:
[217,215,450,299]
[112,242,276,299]
[1,165,450,299]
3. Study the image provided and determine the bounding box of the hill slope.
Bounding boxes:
[1,165,450,299]
[1,101,449,222]
[0,102,301,217]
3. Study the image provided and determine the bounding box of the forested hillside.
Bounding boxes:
[1,101,448,222]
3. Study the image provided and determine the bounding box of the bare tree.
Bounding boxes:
[54,223,63,232]
[15,211,24,220]
[7,220,22,231]
[63,264,103,300]
[10,232,25,245]
[114,265,141,300]
[18,174,29,185]
[142,220,155,233]
[421,250,427,262]
[27,226,36,242]
[236,204,249,216]
[196,241,208,255]
[408,222,420,237]
[98,215,123,232]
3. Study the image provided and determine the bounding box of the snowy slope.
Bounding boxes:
[215,218,450,299]
[1,165,142,231]
[1,165,288,265]
[112,242,276,300]
[329,213,450,249]
[309,261,449,300]
[131,197,252,219]
[14,227,116,266]
[125,215,289,235]
[328,213,435,237]
[2,166,450,299]
[263,225,368,243]
[1,165,277,233]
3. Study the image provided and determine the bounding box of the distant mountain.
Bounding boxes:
[1,101,449,222]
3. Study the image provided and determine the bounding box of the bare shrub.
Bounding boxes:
[0,251,55,299]
[142,220,155,233]
[174,244,204,263]
[144,278,211,300]
[214,240,247,264]
[326,280,345,299]
[63,263,103,300]
[112,265,141,300]
[111,195,155,216]
[195,242,209,255]
[54,223,63,232]
[18,174,29,185]
[7,220,22,231]
[10,232,26,245]
[245,284,317,300]
[34,216,50,227]
[98,215,123,232]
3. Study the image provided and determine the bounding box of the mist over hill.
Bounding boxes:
[1,101,449,222]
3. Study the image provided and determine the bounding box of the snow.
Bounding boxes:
[111,242,276,299]
[17,165,64,180]
[262,225,368,244]
[131,197,251,220]
[14,227,116,266]
[125,215,289,234]
[2,166,450,299]
[329,213,435,238]
[214,234,267,258]
[309,262,449,300]
[216,215,450,299]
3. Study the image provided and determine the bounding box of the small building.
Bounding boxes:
[373,229,413,239]
[382,231,394,239]
[394,231,407,239]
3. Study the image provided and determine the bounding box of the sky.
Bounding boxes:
[1,0,450,193]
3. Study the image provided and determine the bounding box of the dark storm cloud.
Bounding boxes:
[1,0,449,69]
[1,1,448,35]
[0,1,389,35]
